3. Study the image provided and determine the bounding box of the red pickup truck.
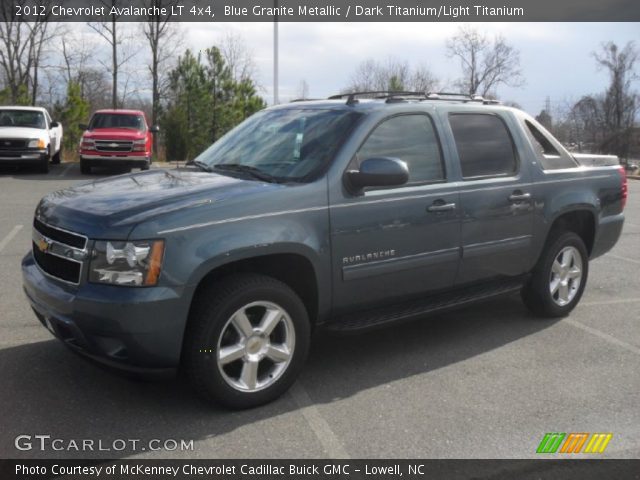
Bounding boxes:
[79,109,159,174]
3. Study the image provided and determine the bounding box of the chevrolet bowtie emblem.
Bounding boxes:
[36,238,51,253]
[109,143,119,148]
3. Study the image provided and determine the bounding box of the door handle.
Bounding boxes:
[427,201,456,213]
[508,192,531,202]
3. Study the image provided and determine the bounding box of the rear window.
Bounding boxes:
[523,119,577,170]
[89,113,146,131]
[449,113,517,178]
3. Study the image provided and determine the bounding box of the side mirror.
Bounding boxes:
[78,123,88,130]
[149,125,160,133]
[50,121,59,128]
[346,157,409,191]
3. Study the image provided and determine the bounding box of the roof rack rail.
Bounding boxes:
[327,91,502,106]
[328,91,427,105]
[424,92,501,105]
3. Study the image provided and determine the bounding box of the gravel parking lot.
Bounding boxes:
[1,162,638,459]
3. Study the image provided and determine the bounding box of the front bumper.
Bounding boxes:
[0,150,47,165]
[22,251,192,372]
[591,213,625,259]
[80,153,150,167]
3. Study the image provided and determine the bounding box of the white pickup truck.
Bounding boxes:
[0,106,63,173]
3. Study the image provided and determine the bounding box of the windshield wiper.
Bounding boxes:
[193,160,213,172]
[212,164,280,183]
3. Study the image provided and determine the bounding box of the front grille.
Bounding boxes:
[94,140,133,152]
[32,219,87,284]
[0,138,27,150]
[34,218,86,249]
[33,241,82,283]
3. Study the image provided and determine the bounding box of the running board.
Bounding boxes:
[327,277,526,333]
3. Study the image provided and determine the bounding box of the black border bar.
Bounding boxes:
[2,459,640,480]
[3,0,640,22]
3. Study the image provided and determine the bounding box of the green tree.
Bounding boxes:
[161,46,265,161]
[388,75,404,91]
[0,84,31,105]
[162,49,211,160]
[56,81,89,154]
[204,46,233,142]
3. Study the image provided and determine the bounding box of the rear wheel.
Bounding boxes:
[51,150,61,165]
[183,274,310,409]
[522,231,588,318]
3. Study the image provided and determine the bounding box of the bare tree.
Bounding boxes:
[220,31,258,84]
[592,41,638,159]
[347,57,438,93]
[409,65,439,92]
[29,19,59,105]
[142,0,183,153]
[0,0,58,104]
[446,25,523,97]
[58,32,111,111]
[296,79,309,99]
[88,0,137,108]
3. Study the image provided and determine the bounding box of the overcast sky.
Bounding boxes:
[76,22,638,117]
[177,22,639,116]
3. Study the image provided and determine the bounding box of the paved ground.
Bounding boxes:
[0,162,638,459]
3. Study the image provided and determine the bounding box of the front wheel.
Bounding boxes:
[522,231,589,318]
[39,155,49,173]
[183,274,310,409]
[80,158,91,174]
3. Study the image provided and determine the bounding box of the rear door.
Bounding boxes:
[329,112,461,313]
[445,111,534,284]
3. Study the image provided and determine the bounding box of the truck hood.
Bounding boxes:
[36,169,284,239]
[0,127,46,139]
[83,128,146,141]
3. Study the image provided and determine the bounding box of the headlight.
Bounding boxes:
[80,138,95,150]
[90,240,164,286]
[132,138,146,152]
[28,138,46,149]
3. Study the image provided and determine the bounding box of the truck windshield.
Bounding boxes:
[89,113,146,131]
[0,110,46,129]
[193,108,362,182]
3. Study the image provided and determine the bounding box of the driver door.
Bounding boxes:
[329,113,461,313]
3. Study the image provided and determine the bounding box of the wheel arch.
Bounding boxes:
[187,248,323,327]
[538,208,596,263]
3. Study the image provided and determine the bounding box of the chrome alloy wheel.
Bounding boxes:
[216,301,295,392]
[549,246,583,307]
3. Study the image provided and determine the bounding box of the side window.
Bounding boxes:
[356,114,445,184]
[449,113,517,178]
[523,120,577,170]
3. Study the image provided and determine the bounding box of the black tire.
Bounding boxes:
[80,159,91,174]
[183,274,310,409]
[51,150,61,165]
[522,231,589,318]
[39,155,49,173]
[141,160,150,171]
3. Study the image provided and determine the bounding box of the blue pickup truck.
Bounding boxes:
[22,92,626,408]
